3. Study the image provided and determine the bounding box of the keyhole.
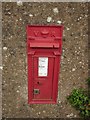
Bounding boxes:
[37,82,40,84]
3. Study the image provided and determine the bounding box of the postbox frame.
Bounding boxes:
[27,25,63,104]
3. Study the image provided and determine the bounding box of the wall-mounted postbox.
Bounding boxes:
[27,25,63,104]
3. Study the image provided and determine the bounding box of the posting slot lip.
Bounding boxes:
[30,42,59,48]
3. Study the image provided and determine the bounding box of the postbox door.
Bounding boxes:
[33,56,54,100]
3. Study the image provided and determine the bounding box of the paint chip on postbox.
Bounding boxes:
[38,57,48,77]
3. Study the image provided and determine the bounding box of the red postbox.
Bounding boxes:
[27,25,63,104]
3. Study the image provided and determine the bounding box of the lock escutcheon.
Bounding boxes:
[33,89,40,94]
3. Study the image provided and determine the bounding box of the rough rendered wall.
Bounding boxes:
[2,2,88,118]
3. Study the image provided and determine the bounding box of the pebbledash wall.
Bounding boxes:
[2,2,88,118]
